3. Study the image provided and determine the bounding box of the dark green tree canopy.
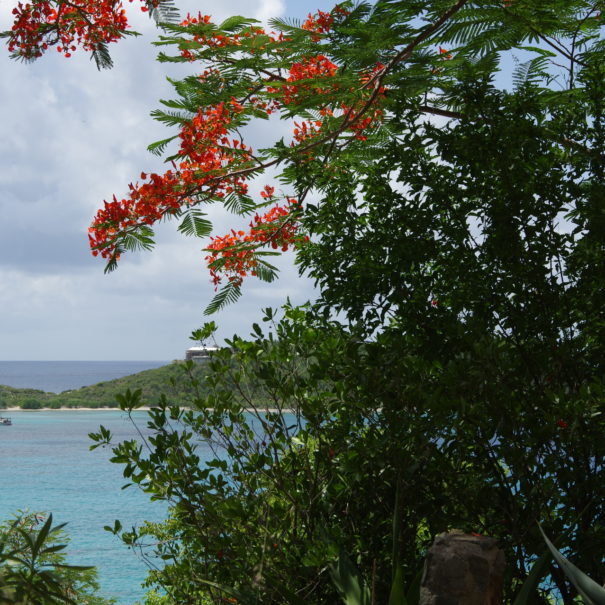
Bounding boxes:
[7,0,605,603]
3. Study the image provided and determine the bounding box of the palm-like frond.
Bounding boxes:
[177,209,213,238]
[150,0,180,25]
[204,281,243,315]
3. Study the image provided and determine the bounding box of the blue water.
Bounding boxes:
[0,363,290,602]
[0,361,168,393]
[0,360,207,604]
[0,361,177,605]
[0,409,217,603]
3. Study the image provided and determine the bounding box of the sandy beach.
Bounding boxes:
[2,406,284,413]
[2,406,154,412]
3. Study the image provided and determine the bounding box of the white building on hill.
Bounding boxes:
[185,346,220,362]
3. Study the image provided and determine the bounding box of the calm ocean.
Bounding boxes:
[0,361,205,604]
[0,360,168,393]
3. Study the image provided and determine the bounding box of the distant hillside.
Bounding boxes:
[0,362,210,409]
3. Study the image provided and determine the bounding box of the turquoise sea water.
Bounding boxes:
[0,409,205,603]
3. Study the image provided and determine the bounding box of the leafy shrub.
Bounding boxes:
[20,398,42,410]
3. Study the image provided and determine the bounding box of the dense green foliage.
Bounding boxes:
[88,0,605,603]
[0,362,210,409]
[6,0,605,603]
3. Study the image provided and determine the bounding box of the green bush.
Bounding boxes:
[77,0,605,602]
[20,399,42,410]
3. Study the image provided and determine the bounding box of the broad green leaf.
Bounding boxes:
[388,567,408,605]
[513,547,553,605]
[329,549,371,605]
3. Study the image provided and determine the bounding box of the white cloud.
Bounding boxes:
[255,0,286,23]
[0,0,319,360]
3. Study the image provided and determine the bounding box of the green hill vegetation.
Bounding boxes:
[0,362,210,409]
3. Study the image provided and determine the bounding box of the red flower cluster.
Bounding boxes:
[248,95,281,116]
[301,10,333,41]
[80,12,384,285]
[283,60,386,144]
[268,54,339,105]
[178,14,291,60]
[180,12,211,26]
[268,54,384,146]
[438,46,453,60]
[301,5,349,41]
[349,112,384,140]
[292,119,323,144]
[89,99,252,259]
[7,0,153,59]
[205,194,308,288]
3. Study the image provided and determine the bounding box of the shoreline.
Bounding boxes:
[2,406,153,412]
[2,406,285,413]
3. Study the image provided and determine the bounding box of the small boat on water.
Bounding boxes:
[0,416,12,426]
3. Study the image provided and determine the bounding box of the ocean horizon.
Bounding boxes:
[0,360,169,393]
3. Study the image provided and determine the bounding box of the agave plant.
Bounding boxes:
[538,528,605,605]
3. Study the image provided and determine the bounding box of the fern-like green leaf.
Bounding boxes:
[267,17,303,31]
[204,281,243,315]
[122,229,155,252]
[219,16,259,31]
[177,209,213,238]
[223,192,257,215]
[90,42,113,70]
[254,259,279,283]
[147,135,177,156]
[104,248,123,274]
[150,109,190,127]
[151,0,180,25]
[512,55,551,90]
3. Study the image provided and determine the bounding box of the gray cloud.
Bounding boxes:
[0,0,330,360]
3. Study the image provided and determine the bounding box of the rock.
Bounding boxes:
[419,530,505,605]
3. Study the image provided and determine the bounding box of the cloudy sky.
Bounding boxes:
[0,0,336,360]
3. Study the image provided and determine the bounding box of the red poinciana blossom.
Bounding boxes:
[269,58,385,145]
[205,195,308,288]
[89,99,252,260]
[438,46,453,59]
[7,0,155,60]
[301,10,334,42]
[178,13,292,60]
[266,54,340,106]
[84,11,386,288]
[301,4,349,41]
